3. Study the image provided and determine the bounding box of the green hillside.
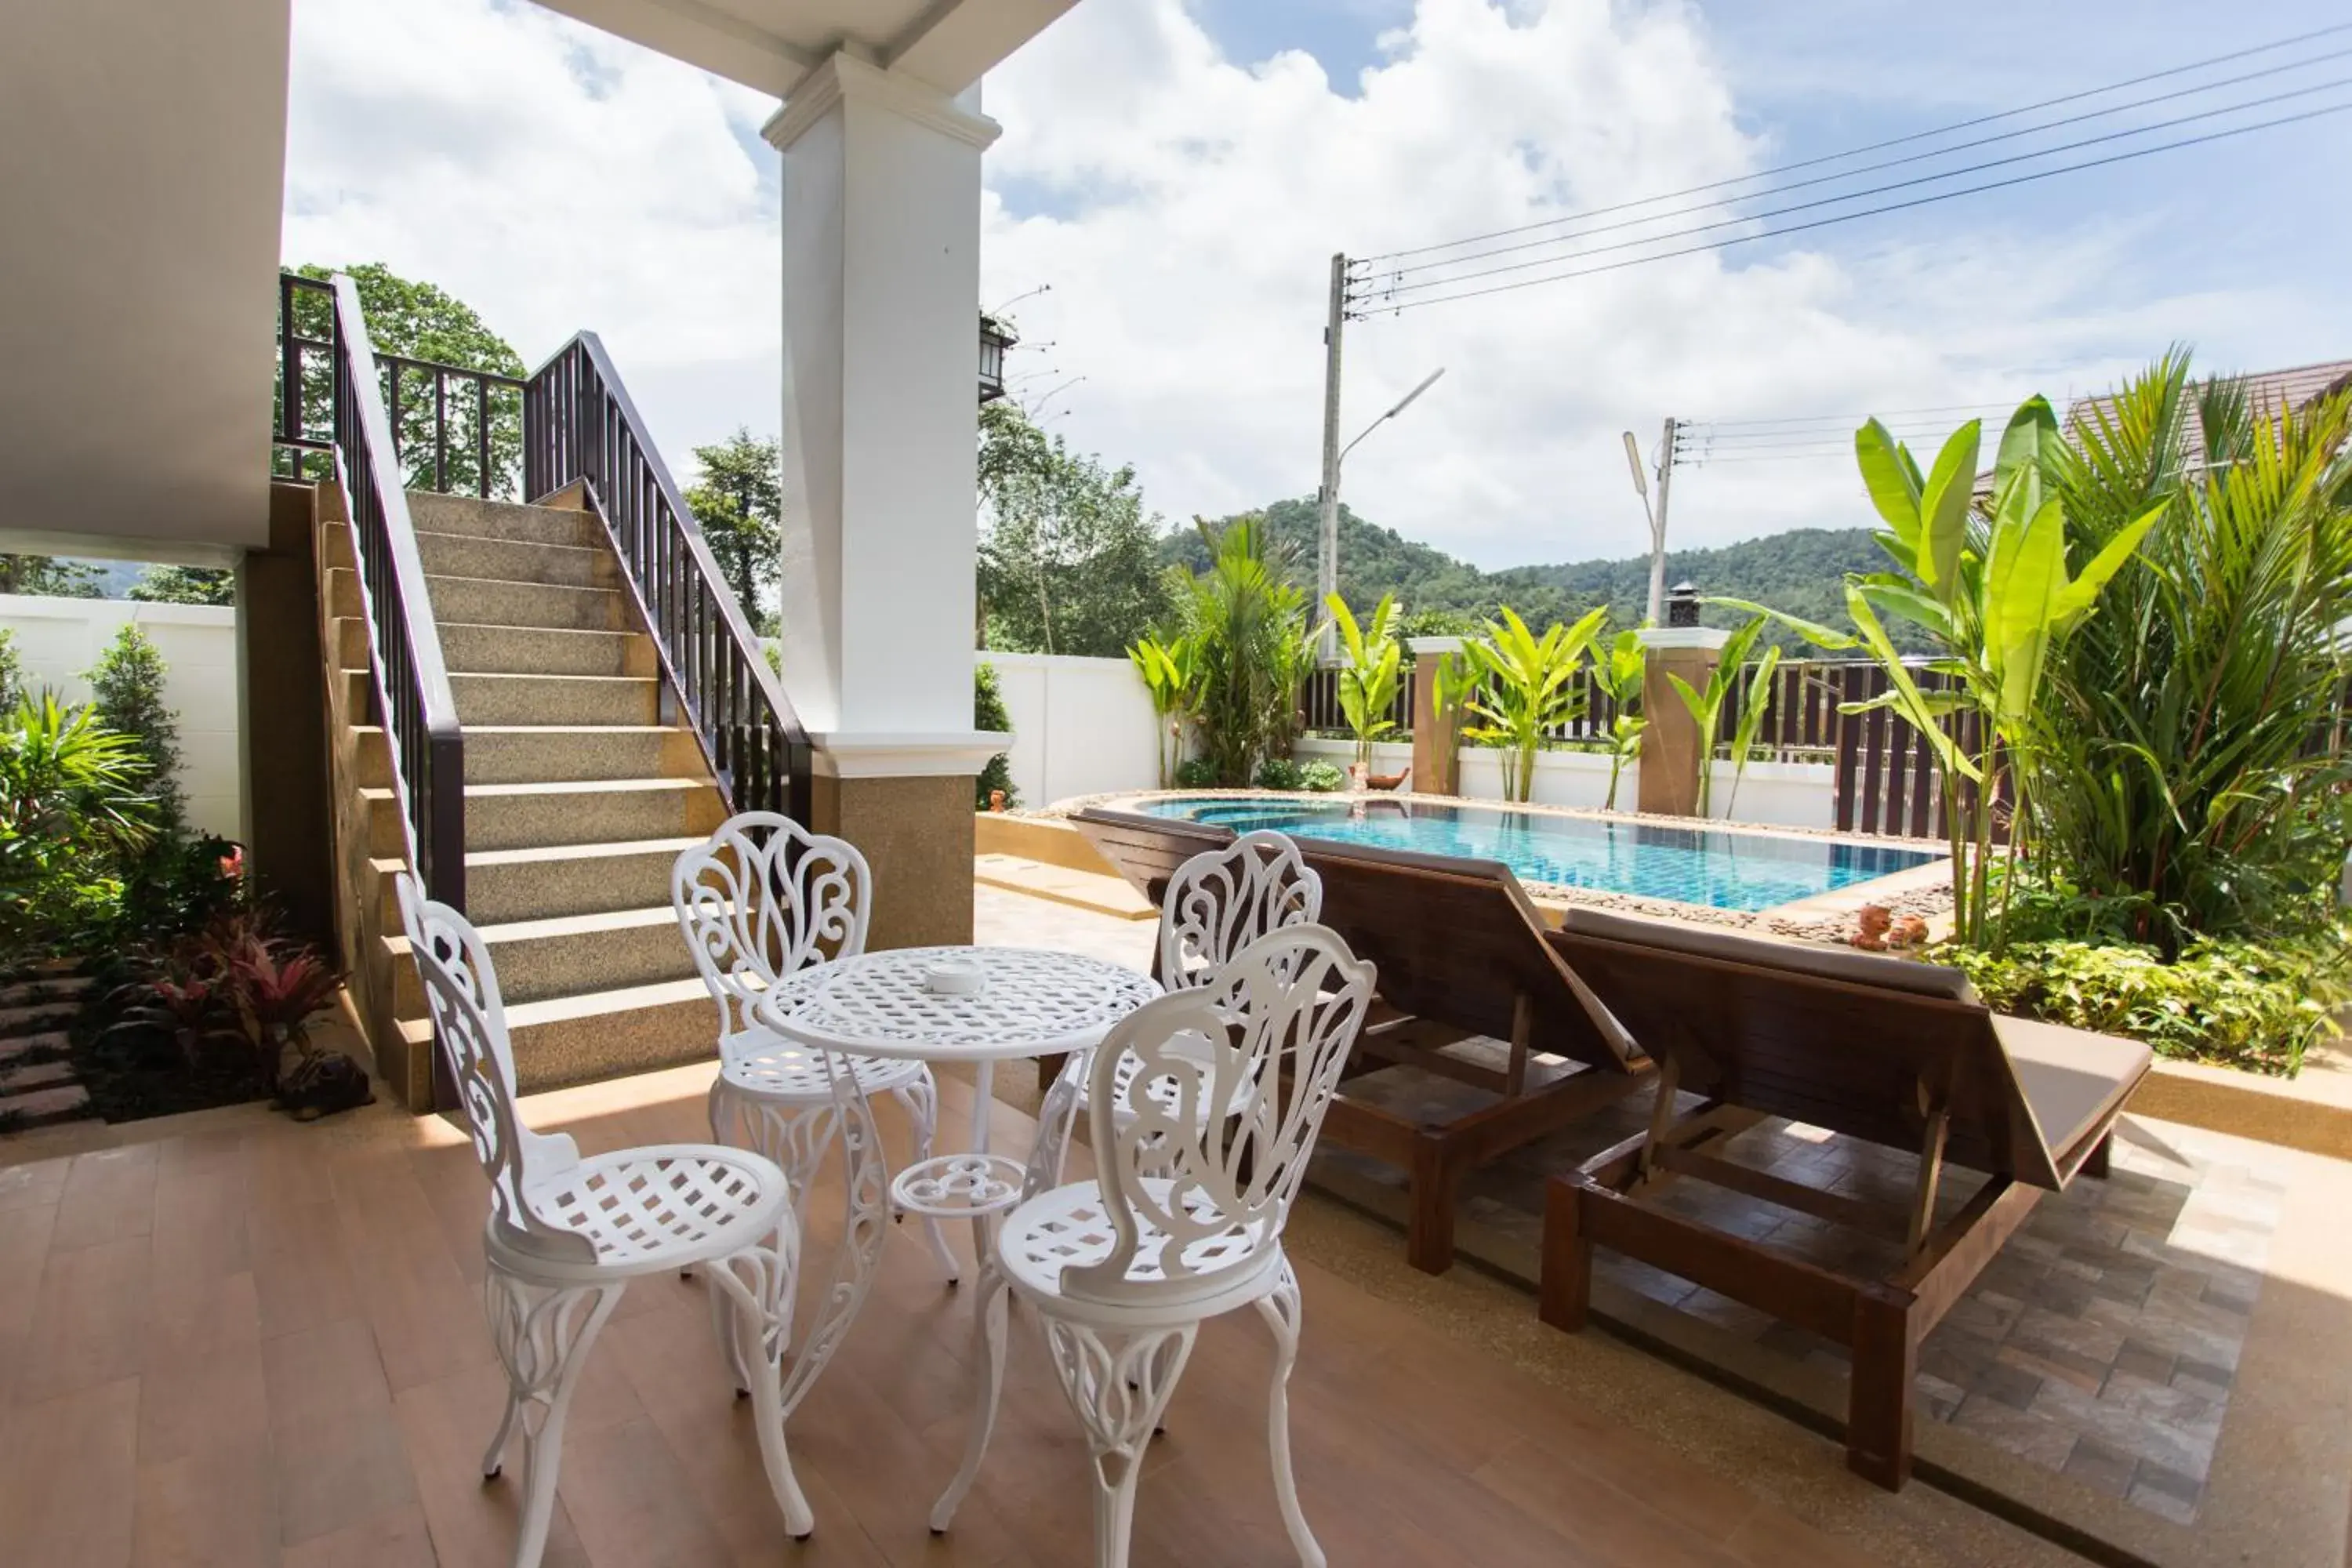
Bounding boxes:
[1163,496,1904,651]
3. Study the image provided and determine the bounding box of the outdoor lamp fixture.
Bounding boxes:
[1666,580,1702,629]
[978,315,1015,405]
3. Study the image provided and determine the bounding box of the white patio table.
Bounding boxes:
[750,945,1160,1416]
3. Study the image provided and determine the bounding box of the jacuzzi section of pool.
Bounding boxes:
[1135,797,1942,913]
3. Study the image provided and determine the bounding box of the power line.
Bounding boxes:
[1373,44,2352,283]
[1686,400,2027,428]
[1355,96,2352,318]
[1359,74,2352,301]
[1352,19,2352,265]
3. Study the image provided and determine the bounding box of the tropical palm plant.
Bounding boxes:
[1732,395,2161,946]
[2033,354,2352,949]
[1127,633,1200,788]
[1185,519,1309,784]
[1464,607,1607,802]
[1324,591,1403,771]
[1595,630,1649,812]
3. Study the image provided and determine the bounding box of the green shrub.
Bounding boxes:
[1300,760,1345,792]
[1174,757,1218,789]
[974,662,1017,809]
[1254,757,1304,790]
[1942,928,2349,1076]
[0,630,24,712]
[89,626,182,829]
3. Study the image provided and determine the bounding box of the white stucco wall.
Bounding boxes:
[0,594,242,839]
[982,652,1161,808]
[1294,735,1833,828]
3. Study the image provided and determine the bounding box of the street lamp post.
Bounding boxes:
[1316,365,1446,657]
[1623,418,1675,625]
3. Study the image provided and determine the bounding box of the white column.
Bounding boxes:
[764,53,1005,779]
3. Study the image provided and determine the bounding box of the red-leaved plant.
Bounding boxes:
[220,937,345,1089]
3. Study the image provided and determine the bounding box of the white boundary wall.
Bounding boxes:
[981,652,1162,808]
[0,595,242,839]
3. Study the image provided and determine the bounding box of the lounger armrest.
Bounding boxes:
[1991,1015,2153,1174]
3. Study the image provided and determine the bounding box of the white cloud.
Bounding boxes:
[285,0,2312,568]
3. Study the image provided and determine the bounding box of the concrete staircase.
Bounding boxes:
[328,491,726,1098]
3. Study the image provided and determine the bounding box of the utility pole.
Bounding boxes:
[1648,416,1678,625]
[1316,252,1347,662]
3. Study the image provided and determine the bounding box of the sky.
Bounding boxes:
[280,0,2352,570]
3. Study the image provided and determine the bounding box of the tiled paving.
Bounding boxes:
[1323,1049,2283,1525]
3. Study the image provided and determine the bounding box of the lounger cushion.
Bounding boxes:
[1556,906,1982,1004]
[1992,1014,2153,1163]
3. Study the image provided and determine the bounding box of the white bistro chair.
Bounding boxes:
[933,924,1376,1568]
[673,811,958,1280]
[394,874,813,1568]
[1036,829,1323,1182]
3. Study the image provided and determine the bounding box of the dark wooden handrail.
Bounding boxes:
[523,335,812,825]
[321,274,467,910]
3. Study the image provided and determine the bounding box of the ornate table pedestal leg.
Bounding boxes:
[771,1069,891,1419]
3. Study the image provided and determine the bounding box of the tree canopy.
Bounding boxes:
[978,402,1175,656]
[684,429,783,634]
[128,566,234,606]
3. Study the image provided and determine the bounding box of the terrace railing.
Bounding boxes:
[275,272,527,499]
[291,273,468,909]
[524,336,813,825]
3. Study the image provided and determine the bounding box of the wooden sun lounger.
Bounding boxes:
[1073,808,1650,1273]
[1535,906,2153,1490]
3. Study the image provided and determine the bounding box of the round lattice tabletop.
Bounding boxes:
[756,946,1160,1065]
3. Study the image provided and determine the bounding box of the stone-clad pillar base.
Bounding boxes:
[1635,627,1730,819]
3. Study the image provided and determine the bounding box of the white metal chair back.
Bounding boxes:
[395,873,596,1264]
[674,811,872,1040]
[1157,829,1323,992]
[1066,924,1373,1306]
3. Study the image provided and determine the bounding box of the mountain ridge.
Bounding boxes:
[1165,497,1899,649]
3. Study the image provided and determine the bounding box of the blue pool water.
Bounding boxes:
[1135,797,1941,913]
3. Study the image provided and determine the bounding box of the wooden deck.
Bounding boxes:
[0,1064,1907,1568]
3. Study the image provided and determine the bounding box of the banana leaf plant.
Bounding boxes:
[1597,629,1647,811]
[1324,592,1403,771]
[1127,633,1200,789]
[1465,606,1607,802]
[1665,616,1768,818]
[1722,644,1784,819]
[1721,395,2162,947]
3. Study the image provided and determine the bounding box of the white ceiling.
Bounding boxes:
[528,0,1078,99]
[0,0,291,563]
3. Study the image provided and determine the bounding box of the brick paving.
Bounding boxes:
[1322,1050,2280,1525]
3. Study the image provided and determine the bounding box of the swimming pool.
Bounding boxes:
[1133,797,1943,913]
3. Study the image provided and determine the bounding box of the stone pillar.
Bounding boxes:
[764,55,1005,949]
[239,481,333,945]
[1406,635,1465,796]
[1635,626,1730,818]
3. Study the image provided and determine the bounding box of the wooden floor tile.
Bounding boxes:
[262,1317,420,1548]
[131,1436,279,1568]
[278,1502,438,1568]
[50,1143,160,1254]
[16,1233,151,1404]
[0,1376,140,1568]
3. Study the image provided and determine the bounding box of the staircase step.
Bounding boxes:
[405,493,605,548]
[372,837,706,927]
[426,573,624,632]
[345,669,659,728]
[440,622,654,677]
[384,906,698,1011]
[452,671,661,727]
[414,530,612,590]
[468,726,702,784]
[350,726,702,787]
[365,778,723,855]
[399,978,715,1094]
